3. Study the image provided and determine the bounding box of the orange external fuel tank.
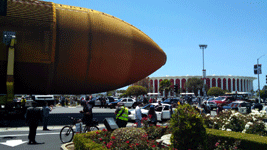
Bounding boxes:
[0,0,166,94]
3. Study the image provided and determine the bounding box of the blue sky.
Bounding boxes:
[46,0,267,91]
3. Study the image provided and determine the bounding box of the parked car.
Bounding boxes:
[107,99,121,109]
[209,96,236,109]
[128,103,172,122]
[162,98,180,105]
[223,101,252,111]
[119,98,139,108]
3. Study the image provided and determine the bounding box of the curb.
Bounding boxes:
[61,142,73,150]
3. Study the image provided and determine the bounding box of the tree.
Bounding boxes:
[107,90,115,96]
[132,77,151,92]
[185,78,203,96]
[257,89,267,100]
[159,79,172,98]
[207,87,224,97]
[125,85,147,98]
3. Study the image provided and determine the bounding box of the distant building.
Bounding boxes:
[149,75,256,97]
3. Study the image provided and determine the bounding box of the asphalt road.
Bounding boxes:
[0,106,132,150]
[1,106,124,128]
[0,124,113,150]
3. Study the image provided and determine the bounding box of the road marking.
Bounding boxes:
[0,139,27,147]
[0,132,59,138]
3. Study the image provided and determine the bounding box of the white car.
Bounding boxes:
[128,103,172,122]
[120,98,139,108]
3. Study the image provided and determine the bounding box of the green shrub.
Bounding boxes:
[143,125,169,140]
[170,104,207,149]
[73,131,107,150]
[206,128,267,150]
[110,127,148,149]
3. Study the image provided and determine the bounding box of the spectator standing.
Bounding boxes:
[216,103,223,115]
[43,101,53,131]
[149,98,153,103]
[115,103,131,128]
[135,103,142,127]
[80,100,93,131]
[21,96,26,109]
[103,97,106,108]
[148,105,157,126]
[143,97,148,104]
[170,103,173,118]
[61,96,65,107]
[100,97,104,108]
[25,101,43,144]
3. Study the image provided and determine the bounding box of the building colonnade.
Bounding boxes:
[149,75,257,97]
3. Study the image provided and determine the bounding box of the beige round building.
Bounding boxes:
[149,75,256,96]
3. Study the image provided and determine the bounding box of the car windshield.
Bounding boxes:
[163,99,170,103]
[208,98,214,101]
[215,97,226,101]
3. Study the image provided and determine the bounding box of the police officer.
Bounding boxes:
[25,101,43,144]
[115,103,131,128]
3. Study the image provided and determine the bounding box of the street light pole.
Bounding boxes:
[257,54,267,103]
[199,44,207,98]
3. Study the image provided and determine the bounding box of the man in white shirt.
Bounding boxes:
[135,103,142,128]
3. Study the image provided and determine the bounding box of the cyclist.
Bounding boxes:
[79,100,93,131]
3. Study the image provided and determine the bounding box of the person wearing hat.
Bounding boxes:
[115,102,131,128]
[25,101,43,144]
[79,100,93,131]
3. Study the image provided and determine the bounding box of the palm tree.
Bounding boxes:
[159,79,173,98]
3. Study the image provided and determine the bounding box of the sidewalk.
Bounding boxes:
[0,123,136,132]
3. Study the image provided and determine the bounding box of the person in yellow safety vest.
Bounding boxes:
[177,101,180,105]
[21,96,26,109]
[115,102,131,128]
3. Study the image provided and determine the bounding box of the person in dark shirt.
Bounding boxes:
[79,100,93,131]
[25,101,43,144]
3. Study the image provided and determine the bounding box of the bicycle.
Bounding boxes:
[59,116,99,143]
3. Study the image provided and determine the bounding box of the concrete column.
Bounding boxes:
[235,79,237,91]
[226,78,228,91]
[242,79,245,92]
[152,79,155,93]
[210,78,212,89]
[221,78,223,89]
[216,78,218,87]
[239,79,242,92]
[180,79,182,89]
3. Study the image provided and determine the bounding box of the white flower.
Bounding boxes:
[242,129,246,133]
[252,117,257,121]
[245,124,250,129]
[214,122,217,124]
[226,129,232,131]
[247,122,253,126]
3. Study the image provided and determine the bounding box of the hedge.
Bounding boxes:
[73,131,106,150]
[73,128,267,150]
[206,128,267,150]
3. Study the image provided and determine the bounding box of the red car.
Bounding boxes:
[209,96,236,109]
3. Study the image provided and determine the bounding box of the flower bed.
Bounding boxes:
[73,125,172,150]
[203,109,267,136]
[73,107,267,150]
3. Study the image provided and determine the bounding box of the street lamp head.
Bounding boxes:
[199,45,207,49]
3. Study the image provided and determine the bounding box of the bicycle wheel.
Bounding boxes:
[60,126,74,143]
[90,126,99,131]
[83,125,99,133]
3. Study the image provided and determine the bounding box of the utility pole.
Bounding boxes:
[199,44,207,98]
[256,54,267,103]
